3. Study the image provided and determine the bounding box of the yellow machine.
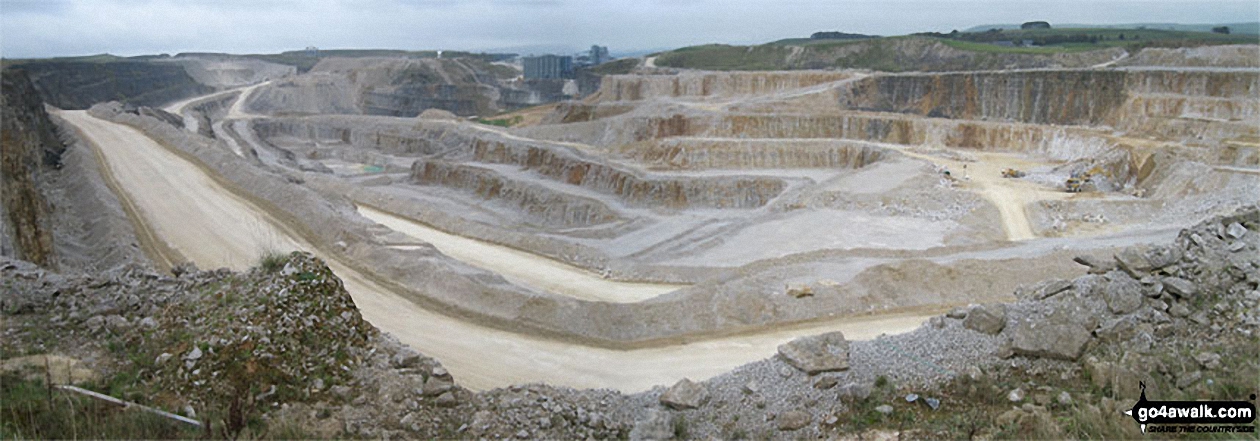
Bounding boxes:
[1001,168,1026,178]
[1066,166,1107,192]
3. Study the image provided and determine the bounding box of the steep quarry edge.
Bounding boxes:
[1,70,60,267]
[2,69,147,272]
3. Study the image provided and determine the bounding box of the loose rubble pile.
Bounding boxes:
[2,206,1256,438]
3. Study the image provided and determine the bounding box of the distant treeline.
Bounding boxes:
[810,32,878,40]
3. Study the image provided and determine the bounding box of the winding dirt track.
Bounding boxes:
[57,107,933,393]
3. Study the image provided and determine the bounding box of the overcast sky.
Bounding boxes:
[1,0,1256,58]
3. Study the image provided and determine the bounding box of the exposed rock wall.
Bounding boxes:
[539,102,635,124]
[707,113,1115,160]
[1123,70,1259,98]
[18,61,212,110]
[625,138,890,170]
[165,56,296,88]
[594,71,854,101]
[1119,95,1259,123]
[834,69,1259,141]
[410,160,622,227]
[1135,149,1260,201]
[1119,44,1260,68]
[840,70,1129,125]
[1116,70,1260,142]
[258,116,790,209]
[525,110,1117,161]
[1,70,62,267]
[468,138,788,209]
[244,57,533,117]
[252,117,473,157]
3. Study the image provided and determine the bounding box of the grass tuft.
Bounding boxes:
[258,251,288,273]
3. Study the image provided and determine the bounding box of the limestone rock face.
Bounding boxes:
[777,331,850,374]
[659,378,708,410]
[1,70,64,268]
[842,70,1129,126]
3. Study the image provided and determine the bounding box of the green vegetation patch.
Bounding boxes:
[589,58,640,75]
[655,44,794,71]
[0,372,203,439]
[476,115,524,127]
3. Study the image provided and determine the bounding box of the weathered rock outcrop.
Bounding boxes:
[1,70,62,267]
[1007,205,1259,363]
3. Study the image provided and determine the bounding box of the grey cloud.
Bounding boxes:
[1,0,1255,59]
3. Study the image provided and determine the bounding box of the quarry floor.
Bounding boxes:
[56,108,945,392]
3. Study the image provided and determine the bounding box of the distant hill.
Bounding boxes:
[965,22,1259,35]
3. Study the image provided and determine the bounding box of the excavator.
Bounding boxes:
[1001,168,1026,178]
[1065,166,1107,193]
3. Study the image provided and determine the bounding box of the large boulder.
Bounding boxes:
[1010,317,1092,361]
[659,378,708,410]
[963,304,1007,335]
[777,331,850,374]
[1103,272,1143,315]
[1161,277,1198,298]
[1114,245,1180,278]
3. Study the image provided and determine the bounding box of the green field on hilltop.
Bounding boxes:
[655,27,1258,71]
[933,27,1258,52]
